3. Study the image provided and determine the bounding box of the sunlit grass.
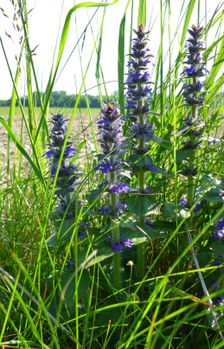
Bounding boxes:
[0,0,224,348]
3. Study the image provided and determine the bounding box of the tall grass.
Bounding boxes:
[0,0,224,348]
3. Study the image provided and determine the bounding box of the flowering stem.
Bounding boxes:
[95,103,127,290]
[181,26,222,334]
[125,25,155,283]
[185,84,222,337]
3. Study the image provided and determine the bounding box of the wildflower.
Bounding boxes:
[96,102,128,190]
[95,102,130,289]
[125,25,153,119]
[179,25,207,180]
[181,25,206,106]
[47,113,87,241]
[125,24,156,175]
[125,24,156,278]
[47,113,79,199]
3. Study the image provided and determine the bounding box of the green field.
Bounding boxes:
[0,106,100,117]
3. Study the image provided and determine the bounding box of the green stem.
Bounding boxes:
[110,170,121,289]
[137,111,145,280]
[187,81,197,210]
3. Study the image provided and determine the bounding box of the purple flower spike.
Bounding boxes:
[181,25,206,106]
[179,25,207,177]
[125,24,156,178]
[47,113,80,218]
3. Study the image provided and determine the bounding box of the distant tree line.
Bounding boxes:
[0,90,118,108]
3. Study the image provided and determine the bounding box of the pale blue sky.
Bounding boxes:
[0,0,223,100]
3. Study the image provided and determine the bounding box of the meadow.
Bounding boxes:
[0,1,224,348]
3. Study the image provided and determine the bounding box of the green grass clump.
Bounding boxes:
[0,0,224,348]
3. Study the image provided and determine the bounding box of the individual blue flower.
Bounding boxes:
[179,198,187,206]
[193,200,204,213]
[46,149,56,158]
[99,205,111,215]
[148,163,158,172]
[109,183,130,194]
[126,101,138,108]
[117,201,128,212]
[51,167,57,176]
[212,217,224,240]
[65,147,77,157]
[123,239,133,248]
[95,161,114,174]
[112,242,124,253]
[216,218,224,230]
[111,238,133,252]
[130,123,154,142]
[212,230,224,239]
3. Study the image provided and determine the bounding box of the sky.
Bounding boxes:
[0,0,223,100]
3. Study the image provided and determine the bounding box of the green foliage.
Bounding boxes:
[1,0,224,348]
[128,194,157,216]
